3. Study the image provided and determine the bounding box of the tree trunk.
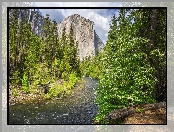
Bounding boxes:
[151,9,162,102]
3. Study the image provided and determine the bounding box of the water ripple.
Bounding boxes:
[9,77,99,124]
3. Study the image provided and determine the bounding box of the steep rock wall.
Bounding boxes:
[57,14,96,61]
[29,10,44,37]
[94,30,105,54]
[57,14,105,60]
[9,9,44,37]
[9,9,105,61]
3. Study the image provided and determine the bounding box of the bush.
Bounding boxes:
[94,9,159,123]
[21,72,29,93]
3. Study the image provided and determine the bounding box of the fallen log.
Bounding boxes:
[104,102,166,124]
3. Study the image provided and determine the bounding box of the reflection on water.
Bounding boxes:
[9,77,99,124]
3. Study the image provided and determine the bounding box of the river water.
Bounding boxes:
[9,77,99,124]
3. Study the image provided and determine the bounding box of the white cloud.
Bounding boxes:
[33,2,122,44]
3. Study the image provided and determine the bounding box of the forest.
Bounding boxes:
[9,8,166,124]
[9,9,82,99]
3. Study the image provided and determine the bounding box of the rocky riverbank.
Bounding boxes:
[9,86,46,105]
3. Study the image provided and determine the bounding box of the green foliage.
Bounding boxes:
[12,88,20,97]
[9,9,81,98]
[136,108,145,113]
[68,72,78,88]
[21,72,29,93]
[10,70,20,85]
[94,9,165,124]
[80,52,104,79]
[9,9,166,125]
[48,86,60,98]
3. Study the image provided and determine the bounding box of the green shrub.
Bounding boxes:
[94,9,159,123]
[68,72,78,88]
[21,72,29,93]
[12,88,20,97]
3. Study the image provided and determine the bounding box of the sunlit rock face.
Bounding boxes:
[57,14,105,61]
[58,14,97,61]
[9,9,104,61]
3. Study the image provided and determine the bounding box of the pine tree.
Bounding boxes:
[9,9,33,85]
[68,24,80,73]
[9,9,19,77]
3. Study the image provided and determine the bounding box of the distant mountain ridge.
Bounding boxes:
[9,9,105,61]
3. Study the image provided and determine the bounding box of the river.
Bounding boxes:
[9,77,99,124]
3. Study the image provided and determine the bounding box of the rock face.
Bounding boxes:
[94,30,105,54]
[9,9,44,37]
[57,14,104,61]
[29,10,44,37]
[9,9,105,61]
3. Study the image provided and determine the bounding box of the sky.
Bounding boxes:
[31,2,123,44]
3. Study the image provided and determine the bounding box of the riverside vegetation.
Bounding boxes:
[9,8,166,124]
[9,10,81,102]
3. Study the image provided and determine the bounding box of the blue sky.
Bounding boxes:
[31,2,123,44]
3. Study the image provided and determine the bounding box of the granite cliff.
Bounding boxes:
[57,14,104,60]
[9,9,105,61]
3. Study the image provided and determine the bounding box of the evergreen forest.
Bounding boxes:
[9,8,166,124]
[9,9,81,99]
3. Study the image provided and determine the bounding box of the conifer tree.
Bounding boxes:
[68,24,80,73]
[134,9,166,102]
[9,9,33,85]
[9,9,19,77]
